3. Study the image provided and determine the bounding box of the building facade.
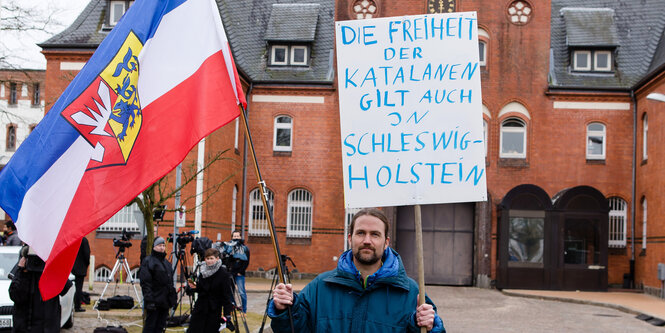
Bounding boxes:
[18,0,665,294]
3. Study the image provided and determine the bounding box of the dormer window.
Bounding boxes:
[572,49,613,72]
[270,45,310,66]
[265,3,319,68]
[109,1,134,26]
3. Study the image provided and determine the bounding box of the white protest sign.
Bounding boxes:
[336,12,487,208]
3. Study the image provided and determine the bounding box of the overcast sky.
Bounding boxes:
[1,0,91,69]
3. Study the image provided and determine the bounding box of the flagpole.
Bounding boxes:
[238,104,294,332]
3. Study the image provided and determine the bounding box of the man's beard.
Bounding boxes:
[353,246,381,266]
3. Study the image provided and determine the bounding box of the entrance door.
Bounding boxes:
[395,203,474,285]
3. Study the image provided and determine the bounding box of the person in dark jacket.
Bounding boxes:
[186,247,235,333]
[223,230,249,312]
[10,246,72,333]
[269,208,445,333]
[139,237,176,333]
[4,221,21,246]
[71,237,90,312]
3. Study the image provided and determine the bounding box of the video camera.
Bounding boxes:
[168,230,199,248]
[113,229,137,249]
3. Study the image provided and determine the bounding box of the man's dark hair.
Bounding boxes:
[5,220,16,231]
[231,230,241,237]
[204,247,220,258]
[349,208,389,238]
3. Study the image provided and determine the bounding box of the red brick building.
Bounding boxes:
[17,0,665,295]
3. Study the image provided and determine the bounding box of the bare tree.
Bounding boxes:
[130,148,240,256]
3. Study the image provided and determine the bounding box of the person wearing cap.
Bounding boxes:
[139,237,177,333]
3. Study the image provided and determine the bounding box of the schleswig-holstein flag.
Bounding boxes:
[0,0,245,299]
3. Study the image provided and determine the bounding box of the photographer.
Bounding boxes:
[186,248,234,333]
[139,237,176,333]
[224,231,249,313]
[10,246,72,333]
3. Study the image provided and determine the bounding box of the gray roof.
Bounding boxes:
[561,8,618,47]
[218,0,335,84]
[40,0,108,49]
[265,4,320,42]
[550,0,665,89]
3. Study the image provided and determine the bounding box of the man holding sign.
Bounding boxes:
[268,208,445,332]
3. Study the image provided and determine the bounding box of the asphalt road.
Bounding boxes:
[64,286,663,332]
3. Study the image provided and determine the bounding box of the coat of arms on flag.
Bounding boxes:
[62,32,144,169]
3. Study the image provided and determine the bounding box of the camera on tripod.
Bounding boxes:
[113,229,137,250]
[168,230,199,247]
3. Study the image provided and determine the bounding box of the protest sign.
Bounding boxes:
[336,12,487,208]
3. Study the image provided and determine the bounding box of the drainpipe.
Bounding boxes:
[630,90,637,288]
[240,83,254,240]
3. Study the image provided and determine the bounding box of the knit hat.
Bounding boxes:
[153,237,165,247]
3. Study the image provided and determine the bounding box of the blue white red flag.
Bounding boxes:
[0,0,245,299]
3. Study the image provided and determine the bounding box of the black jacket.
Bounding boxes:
[187,266,235,333]
[224,241,250,276]
[71,237,90,276]
[9,268,72,333]
[139,251,176,309]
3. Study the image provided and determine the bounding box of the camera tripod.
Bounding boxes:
[94,245,142,310]
[258,254,295,333]
[167,238,194,324]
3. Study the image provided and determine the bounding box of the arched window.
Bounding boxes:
[248,188,274,236]
[642,114,648,160]
[608,197,627,248]
[273,115,292,152]
[586,122,606,160]
[130,267,140,281]
[500,118,526,158]
[6,125,16,150]
[95,266,111,282]
[287,189,313,238]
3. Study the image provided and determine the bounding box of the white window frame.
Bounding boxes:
[483,119,488,157]
[94,266,111,282]
[573,50,591,71]
[248,188,274,237]
[273,115,293,152]
[109,1,127,26]
[586,122,606,160]
[642,197,647,250]
[32,83,40,106]
[270,45,289,65]
[608,197,627,248]
[231,185,238,230]
[499,118,527,158]
[344,208,362,251]
[642,114,648,160]
[6,125,16,151]
[594,50,612,71]
[286,189,313,238]
[290,46,309,66]
[234,118,239,150]
[97,202,141,232]
[479,41,487,66]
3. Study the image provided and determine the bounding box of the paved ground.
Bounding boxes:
[62,281,665,332]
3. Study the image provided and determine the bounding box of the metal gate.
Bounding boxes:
[395,203,474,285]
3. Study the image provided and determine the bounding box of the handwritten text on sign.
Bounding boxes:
[336,13,487,208]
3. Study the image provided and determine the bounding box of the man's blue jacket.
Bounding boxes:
[268,247,445,332]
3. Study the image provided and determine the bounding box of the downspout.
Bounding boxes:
[240,83,254,240]
[630,90,637,287]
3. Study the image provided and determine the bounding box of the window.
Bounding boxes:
[608,197,627,248]
[642,114,648,160]
[273,115,292,152]
[234,118,239,150]
[479,41,486,66]
[500,118,526,158]
[231,185,238,230]
[344,207,362,251]
[563,218,600,265]
[32,83,40,106]
[641,197,647,250]
[508,216,544,267]
[351,0,378,19]
[573,50,613,72]
[94,266,111,282]
[586,122,605,160]
[287,189,313,238]
[483,119,488,157]
[8,82,17,105]
[248,188,274,237]
[109,1,134,26]
[6,125,16,151]
[97,202,141,232]
[270,45,310,66]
